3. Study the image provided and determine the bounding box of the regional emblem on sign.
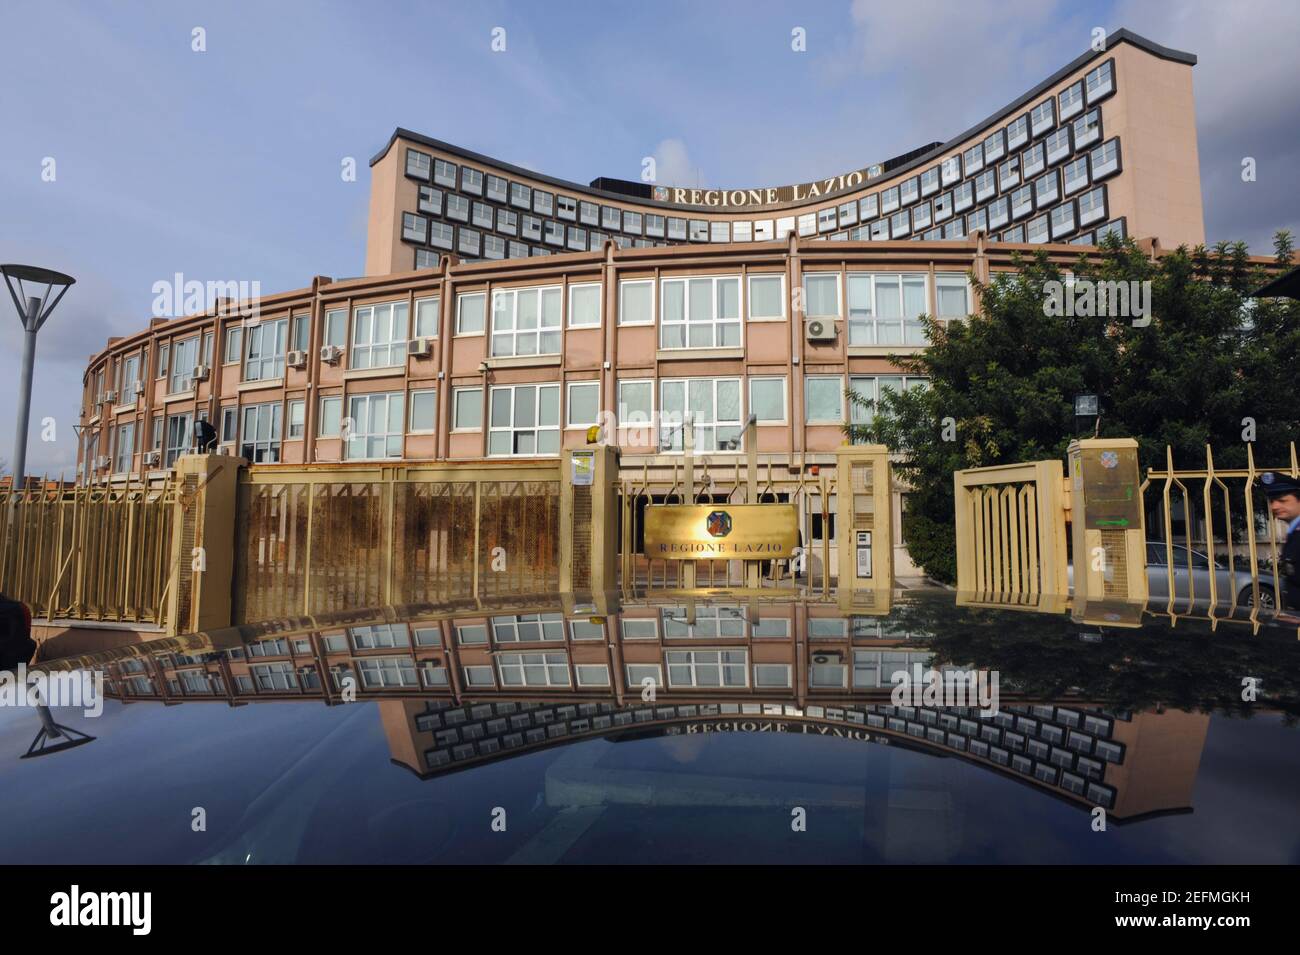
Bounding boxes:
[653,186,669,202]
[706,510,732,538]
[1100,451,1119,469]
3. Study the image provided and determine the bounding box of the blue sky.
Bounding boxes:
[2,0,1297,476]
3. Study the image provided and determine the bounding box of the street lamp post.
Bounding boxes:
[2,265,75,491]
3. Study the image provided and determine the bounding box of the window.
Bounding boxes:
[287,399,305,439]
[414,297,440,338]
[240,402,282,462]
[900,177,920,205]
[350,302,408,369]
[1007,114,1030,151]
[1078,185,1107,225]
[846,273,928,345]
[557,195,577,220]
[576,665,610,687]
[983,129,1005,162]
[409,389,436,433]
[417,185,442,215]
[625,664,662,689]
[568,283,601,328]
[113,423,135,473]
[457,228,481,258]
[912,201,932,229]
[290,315,309,353]
[748,377,786,423]
[318,396,342,437]
[1012,185,1034,220]
[488,384,560,456]
[471,201,493,229]
[659,378,742,452]
[567,380,599,427]
[405,148,431,180]
[345,392,404,459]
[510,181,531,209]
[452,388,482,430]
[1046,126,1072,165]
[460,166,483,195]
[802,273,840,319]
[566,226,587,252]
[659,276,740,349]
[999,157,1020,192]
[151,415,163,453]
[974,168,996,202]
[244,318,287,381]
[953,181,974,213]
[748,274,784,320]
[486,174,508,202]
[880,186,900,214]
[324,309,346,349]
[666,650,747,688]
[1087,138,1122,182]
[1063,156,1089,195]
[1060,80,1085,120]
[220,406,237,443]
[645,214,665,237]
[1031,98,1055,137]
[456,292,486,334]
[462,665,494,688]
[168,337,199,393]
[1085,60,1114,103]
[164,412,192,467]
[1034,171,1060,207]
[498,652,569,687]
[428,222,452,250]
[222,326,242,365]
[919,168,939,197]
[689,219,709,241]
[963,144,984,174]
[987,196,1010,230]
[941,155,961,186]
[1026,214,1049,244]
[935,274,970,318]
[401,212,427,243]
[754,664,792,688]
[618,280,653,325]
[710,220,730,242]
[804,376,844,423]
[121,354,141,399]
[890,210,910,237]
[1022,142,1046,179]
[667,217,687,240]
[579,201,599,226]
[617,379,653,435]
[445,194,469,222]
[543,220,563,247]
[1050,203,1076,239]
[156,343,169,380]
[859,194,879,220]
[358,657,418,688]
[491,286,561,356]
[497,208,517,235]
[849,375,927,426]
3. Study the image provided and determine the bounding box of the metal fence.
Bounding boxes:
[235,464,561,625]
[1143,443,1298,627]
[0,479,177,624]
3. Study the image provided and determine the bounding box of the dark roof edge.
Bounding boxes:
[381,27,1195,210]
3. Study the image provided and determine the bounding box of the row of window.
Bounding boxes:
[85,370,927,471]
[400,61,1116,263]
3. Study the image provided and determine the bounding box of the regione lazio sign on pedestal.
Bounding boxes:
[643,504,799,558]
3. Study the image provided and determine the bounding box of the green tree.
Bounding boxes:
[846,232,1300,584]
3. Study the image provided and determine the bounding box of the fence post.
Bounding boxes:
[165,454,242,636]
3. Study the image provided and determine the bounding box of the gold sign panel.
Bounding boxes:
[643,504,799,559]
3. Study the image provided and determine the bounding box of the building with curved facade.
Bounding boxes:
[77,30,1222,574]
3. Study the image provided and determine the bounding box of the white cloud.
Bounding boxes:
[650,138,703,188]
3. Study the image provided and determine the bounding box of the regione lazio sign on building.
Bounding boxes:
[651,165,884,209]
[643,504,799,558]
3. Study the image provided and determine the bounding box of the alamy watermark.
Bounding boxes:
[0,664,103,718]
[151,272,261,321]
[1043,278,1152,327]
[890,664,1000,716]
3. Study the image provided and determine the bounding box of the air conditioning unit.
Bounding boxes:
[218,443,235,456]
[811,650,844,666]
[142,450,161,467]
[94,455,111,470]
[286,350,307,369]
[192,364,210,382]
[127,381,143,402]
[805,319,836,342]
[407,337,432,357]
[103,389,118,404]
[320,345,342,364]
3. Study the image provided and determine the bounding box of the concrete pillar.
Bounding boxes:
[560,444,620,594]
[166,453,243,635]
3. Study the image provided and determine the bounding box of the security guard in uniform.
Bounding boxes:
[1258,472,1300,611]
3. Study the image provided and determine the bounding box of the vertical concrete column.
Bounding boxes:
[1067,437,1147,605]
[834,444,893,595]
[166,453,243,635]
[560,445,620,594]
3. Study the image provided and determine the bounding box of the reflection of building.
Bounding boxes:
[74,30,1244,577]
[86,600,1208,823]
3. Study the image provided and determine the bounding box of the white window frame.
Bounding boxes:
[318,395,342,437]
[618,279,654,326]
[802,272,841,319]
[845,272,930,346]
[566,282,602,329]
[658,275,741,350]
[487,383,561,457]
[452,387,483,431]
[169,336,199,393]
[747,376,787,424]
[345,392,405,460]
[350,302,408,370]
[455,291,486,336]
[566,380,600,429]
[287,399,305,440]
[804,375,845,424]
[490,285,562,357]
[497,652,570,688]
[745,273,784,322]
[665,649,749,689]
[414,297,440,339]
[658,377,743,453]
[408,388,437,434]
